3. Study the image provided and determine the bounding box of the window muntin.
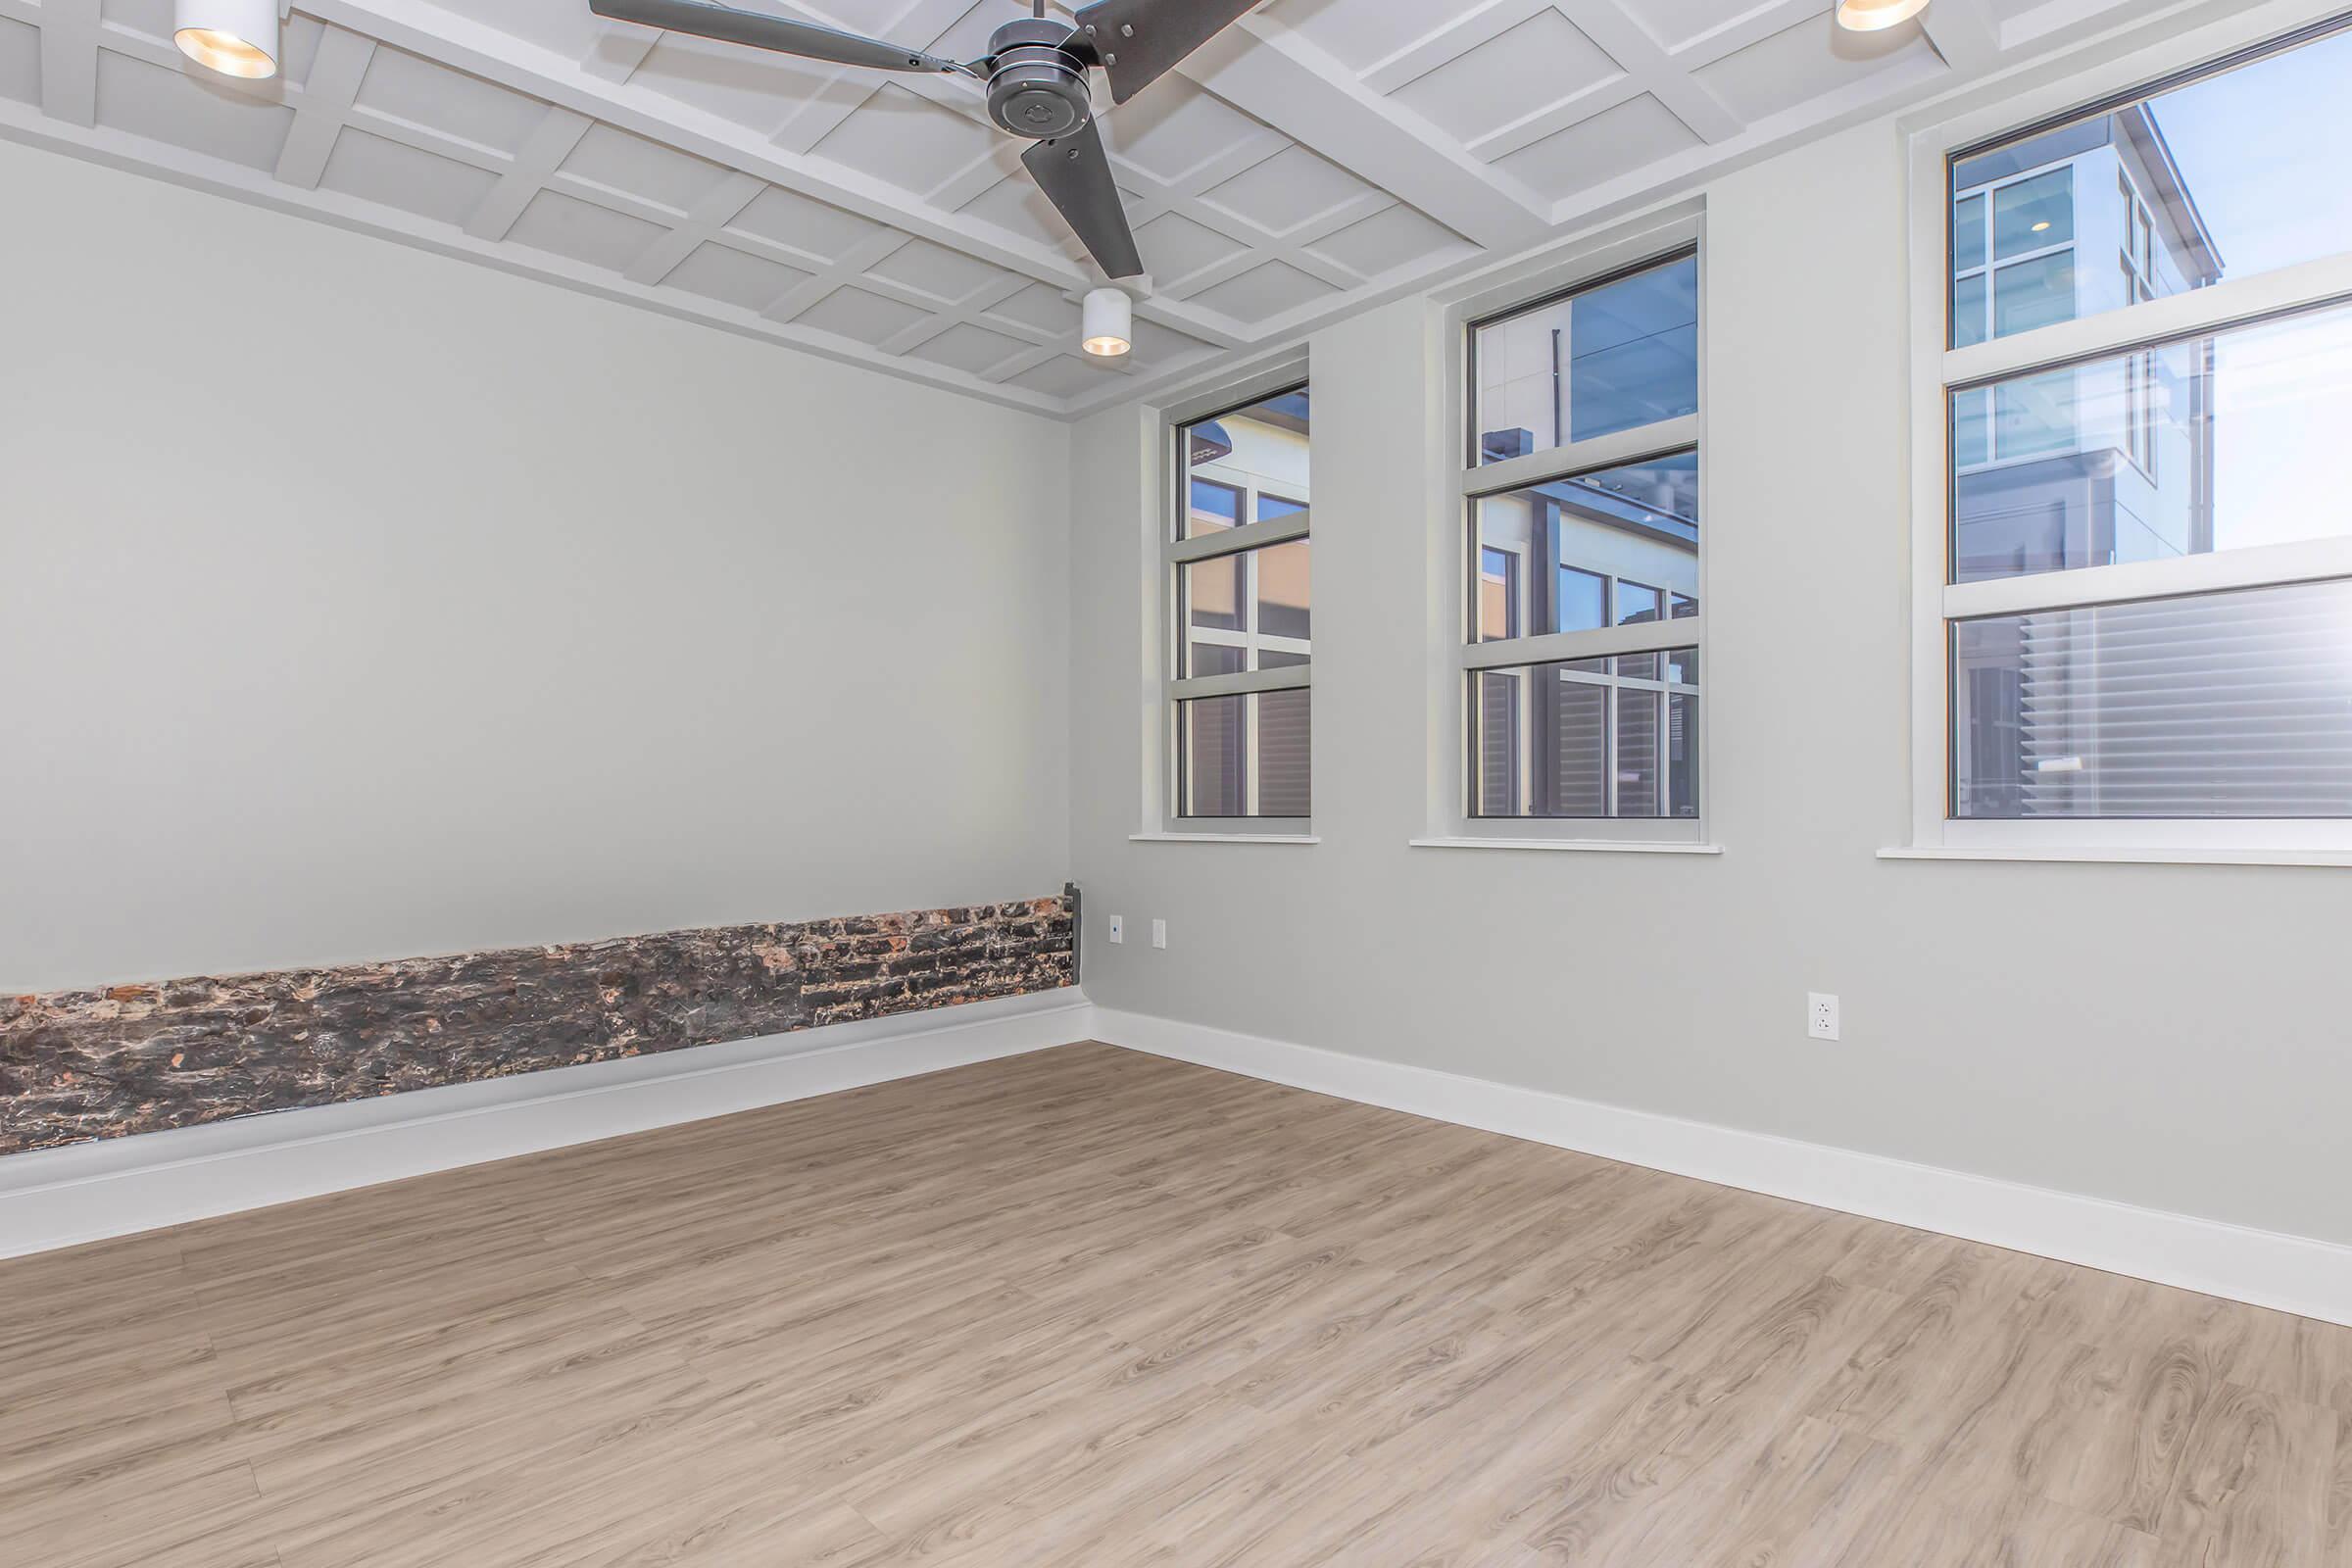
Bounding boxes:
[1921,17,2352,846]
[1471,255,1697,467]
[1170,384,1311,822]
[1458,243,1704,833]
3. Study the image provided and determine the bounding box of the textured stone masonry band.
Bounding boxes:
[0,896,1075,1156]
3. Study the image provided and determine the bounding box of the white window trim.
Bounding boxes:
[1902,0,2352,862]
[1428,212,1712,849]
[1155,361,1313,839]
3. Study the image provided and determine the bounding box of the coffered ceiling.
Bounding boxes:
[0,0,2174,416]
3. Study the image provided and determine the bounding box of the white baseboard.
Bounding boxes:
[1093,1006,2352,1328]
[0,991,1097,1259]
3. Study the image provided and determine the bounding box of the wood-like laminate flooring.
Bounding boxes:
[4,1042,2346,1566]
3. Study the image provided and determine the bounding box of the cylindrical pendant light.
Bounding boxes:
[1081,286,1133,359]
[174,0,280,78]
[1835,0,1930,30]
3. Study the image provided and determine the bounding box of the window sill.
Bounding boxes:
[1879,846,2352,868]
[1130,831,1320,845]
[1409,837,1723,856]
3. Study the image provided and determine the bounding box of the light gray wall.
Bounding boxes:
[1,140,1070,990]
[1069,119,2352,1248]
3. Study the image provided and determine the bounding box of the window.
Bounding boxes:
[1912,17,2352,854]
[1169,385,1311,822]
[1457,249,1704,838]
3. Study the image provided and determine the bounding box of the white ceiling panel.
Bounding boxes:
[865,235,1010,302]
[353,46,547,159]
[508,187,668,271]
[318,126,501,225]
[1304,201,1469,278]
[723,181,892,263]
[3,0,2185,415]
[660,239,811,310]
[811,81,1001,193]
[1004,353,1127,399]
[1693,12,1943,123]
[1494,93,1702,200]
[793,283,936,344]
[630,34,835,133]
[0,16,40,107]
[1135,211,1247,283]
[1186,258,1334,320]
[1197,143,1373,235]
[555,122,734,214]
[93,50,294,172]
[1261,0,1459,73]
[1390,9,1619,146]
[983,280,1082,334]
[906,319,1031,374]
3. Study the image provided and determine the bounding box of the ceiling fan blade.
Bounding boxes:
[1070,0,1261,104]
[1021,121,1145,281]
[589,0,969,75]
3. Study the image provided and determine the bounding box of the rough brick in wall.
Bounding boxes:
[0,895,1074,1156]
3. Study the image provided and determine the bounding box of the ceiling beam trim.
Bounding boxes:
[1174,14,1550,255]
[273,27,378,189]
[1553,0,1742,144]
[37,0,99,128]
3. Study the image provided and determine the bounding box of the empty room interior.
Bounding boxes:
[8,0,2352,1561]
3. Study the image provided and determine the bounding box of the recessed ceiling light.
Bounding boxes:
[174,0,279,77]
[1081,286,1132,359]
[1834,0,1931,31]
[2032,220,2051,232]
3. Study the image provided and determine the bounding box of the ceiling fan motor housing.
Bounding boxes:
[985,18,1094,140]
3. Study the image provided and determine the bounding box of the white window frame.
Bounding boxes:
[1901,0,2352,863]
[1423,213,1714,852]
[1156,364,1313,839]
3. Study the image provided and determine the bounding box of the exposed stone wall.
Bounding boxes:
[0,895,1073,1156]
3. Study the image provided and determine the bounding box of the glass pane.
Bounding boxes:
[1953,191,1986,272]
[1952,387,1991,468]
[1616,581,1663,627]
[1992,168,2074,259]
[1949,24,2352,346]
[1177,386,1309,540]
[1257,689,1312,818]
[1258,494,1307,526]
[1187,478,1239,537]
[1952,304,2352,583]
[1952,271,1988,349]
[1616,687,1661,817]
[1991,252,2077,337]
[1177,690,1312,818]
[1950,579,2352,819]
[1473,254,1697,464]
[1183,543,1314,672]
[1473,449,1699,642]
[1469,651,1699,818]
[1255,539,1311,641]
[1478,547,1520,641]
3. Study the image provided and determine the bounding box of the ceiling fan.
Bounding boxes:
[587,0,1266,284]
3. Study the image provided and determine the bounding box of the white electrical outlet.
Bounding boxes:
[1807,993,1840,1042]
[1151,918,1167,950]
[1106,914,1123,945]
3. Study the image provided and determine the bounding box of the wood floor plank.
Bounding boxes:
[3,1041,2344,1567]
